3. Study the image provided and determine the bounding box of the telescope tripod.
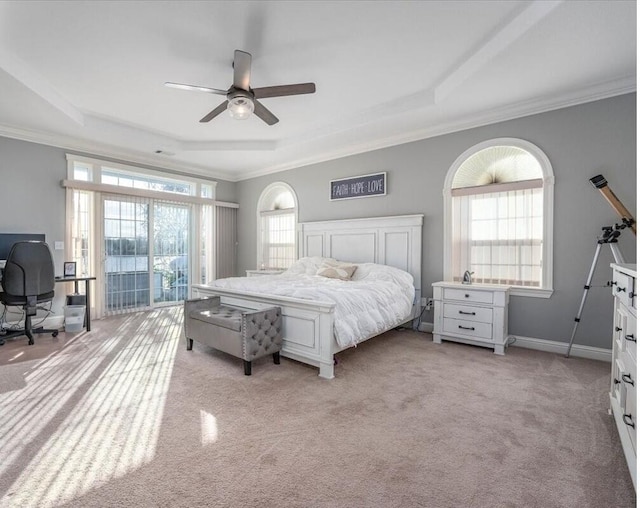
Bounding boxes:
[565,223,628,358]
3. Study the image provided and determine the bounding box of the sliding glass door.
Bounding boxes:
[103,196,191,313]
[153,202,190,305]
[104,197,151,312]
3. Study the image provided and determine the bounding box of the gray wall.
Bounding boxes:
[236,94,637,349]
[0,136,236,316]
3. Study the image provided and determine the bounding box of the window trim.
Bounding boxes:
[443,138,554,298]
[256,182,298,270]
[65,154,221,316]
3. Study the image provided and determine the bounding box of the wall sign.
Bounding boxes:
[330,172,387,200]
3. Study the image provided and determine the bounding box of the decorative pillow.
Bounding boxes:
[316,262,357,281]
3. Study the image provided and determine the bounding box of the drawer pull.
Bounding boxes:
[458,325,475,331]
[625,334,636,343]
[617,286,627,293]
[614,378,621,385]
[464,294,470,298]
[623,413,635,429]
[622,373,634,386]
[630,291,636,298]
[615,326,622,332]
[458,310,476,316]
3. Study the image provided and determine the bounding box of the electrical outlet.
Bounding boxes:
[426,298,434,309]
[420,297,427,307]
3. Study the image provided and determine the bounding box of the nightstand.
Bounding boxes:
[432,281,510,354]
[246,269,285,277]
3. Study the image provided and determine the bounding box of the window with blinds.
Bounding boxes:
[445,140,554,296]
[64,155,224,316]
[257,183,298,270]
[260,210,296,269]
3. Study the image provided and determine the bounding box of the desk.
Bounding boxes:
[55,276,96,331]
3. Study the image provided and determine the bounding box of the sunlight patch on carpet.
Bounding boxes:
[0,309,181,507]
[200,409,219,445]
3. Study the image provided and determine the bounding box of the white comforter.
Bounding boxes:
[209,257,415,348]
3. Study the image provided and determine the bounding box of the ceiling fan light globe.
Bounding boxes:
[227,96,254,120]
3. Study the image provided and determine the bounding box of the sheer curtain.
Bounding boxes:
[260,209,296,269]
[452,180,543,286]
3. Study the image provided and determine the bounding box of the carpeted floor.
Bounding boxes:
[0,307,635,508]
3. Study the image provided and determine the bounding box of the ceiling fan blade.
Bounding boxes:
[253,83,316,99]
[253,99,279,125]
[233,50,252,90]
[165,82,227,95]
[199,101,228,123]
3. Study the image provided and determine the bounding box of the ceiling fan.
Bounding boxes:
[165,49,316,126]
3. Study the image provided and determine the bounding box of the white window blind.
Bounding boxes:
[215,205,237,279]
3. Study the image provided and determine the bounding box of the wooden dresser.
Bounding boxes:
[609,263,636,490]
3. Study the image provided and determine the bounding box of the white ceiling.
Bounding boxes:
[0,0,635,182]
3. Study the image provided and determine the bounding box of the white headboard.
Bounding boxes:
[299,214,423,309]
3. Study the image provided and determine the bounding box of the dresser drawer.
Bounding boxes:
[612,357,625,405]
[612,270,635,308]
[443,287,493,304]
[623,375,637,453]
[443,303,493,324]
[625,313,637,364]
[443,318,492,340]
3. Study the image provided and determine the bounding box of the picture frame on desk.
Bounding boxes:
[63,262,76,277]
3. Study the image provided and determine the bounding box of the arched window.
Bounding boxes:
[256,182,298,270]
[443,138,554,297]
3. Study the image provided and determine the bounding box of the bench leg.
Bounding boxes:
[186,338,193,351]
[273,352,280,364]
[244,360,252,376]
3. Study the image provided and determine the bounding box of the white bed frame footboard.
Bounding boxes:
[192,214,423,379]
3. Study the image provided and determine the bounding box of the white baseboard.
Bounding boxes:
[508,335,611,362]
[418,322,611,362]
[418,321,433,333]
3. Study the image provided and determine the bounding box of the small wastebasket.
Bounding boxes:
[64,305,85,333]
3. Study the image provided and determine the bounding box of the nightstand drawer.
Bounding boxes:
[443,303,493,324]
[443,318,492,340]
[443,287,493,304]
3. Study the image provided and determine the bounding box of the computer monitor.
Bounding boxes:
[0,233,46,261]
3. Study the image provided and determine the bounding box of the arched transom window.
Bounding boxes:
[256,182,298,270]
[444,138,554,297]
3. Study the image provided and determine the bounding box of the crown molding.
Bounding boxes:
[235,77,636,181]
[0,123,236,182]
[0,76,635,183]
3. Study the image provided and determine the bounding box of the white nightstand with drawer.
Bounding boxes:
[246,269,284,277]
[432,282,510,354]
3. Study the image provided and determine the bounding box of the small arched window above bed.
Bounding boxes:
[444,138,555,298]
[256,182,298,270]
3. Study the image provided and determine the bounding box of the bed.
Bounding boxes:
[192,214,423,379]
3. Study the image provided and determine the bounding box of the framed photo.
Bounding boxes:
[63,262,76,277]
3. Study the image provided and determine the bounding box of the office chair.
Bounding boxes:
[0,241,59,346]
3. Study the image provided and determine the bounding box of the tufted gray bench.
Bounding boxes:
[184,296,283,375]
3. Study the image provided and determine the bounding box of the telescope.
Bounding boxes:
[590,174,636,235]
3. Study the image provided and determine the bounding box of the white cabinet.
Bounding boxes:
[610,263,636,490]
[432,282,510,355]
